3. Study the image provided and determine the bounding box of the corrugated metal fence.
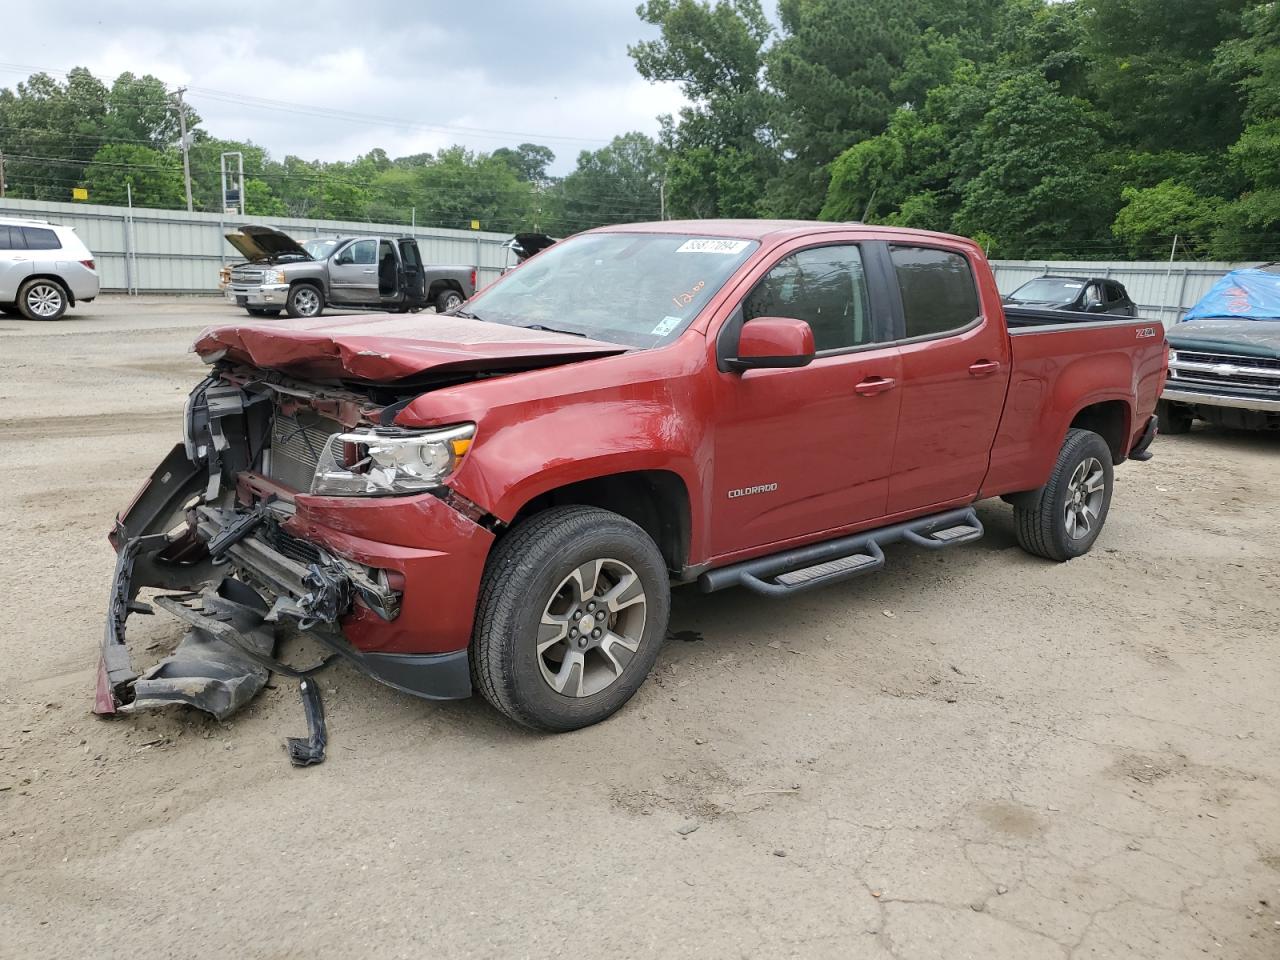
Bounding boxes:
[0,197,516,293]
[0,197,1264,324]
[990,259,1265,327]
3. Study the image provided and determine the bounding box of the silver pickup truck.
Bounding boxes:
[223,225,476,318]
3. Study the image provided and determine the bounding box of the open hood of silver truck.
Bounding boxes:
[224,225,313,263]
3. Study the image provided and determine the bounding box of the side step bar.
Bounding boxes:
[698,508,983,598]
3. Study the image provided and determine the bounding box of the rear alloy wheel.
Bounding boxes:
[286,284,324,319]
[472,506,670,731]
[1014,428,1114,562]
[435,289,463,313]
[18,278,67,321]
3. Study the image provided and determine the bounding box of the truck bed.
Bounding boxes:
[981,314,1168,498]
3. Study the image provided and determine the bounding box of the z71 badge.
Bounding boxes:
[1135,327,1158,339]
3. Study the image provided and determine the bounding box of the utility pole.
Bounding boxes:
[174,87,193,212]
[0,150,6,198]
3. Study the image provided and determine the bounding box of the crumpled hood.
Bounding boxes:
[192,313,629,382]
[1168,318,1280,360]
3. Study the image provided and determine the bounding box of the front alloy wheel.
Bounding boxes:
[286,284,323,318]
[537,558,647,698]
[471,506,671,731]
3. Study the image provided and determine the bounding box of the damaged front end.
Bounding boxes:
[96,369,410,747]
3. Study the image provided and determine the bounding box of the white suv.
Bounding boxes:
[0,217,100,320]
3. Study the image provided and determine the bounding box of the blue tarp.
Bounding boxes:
[1182,268,1280,322]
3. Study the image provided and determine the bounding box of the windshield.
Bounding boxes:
[1009,278,1084,304]
[303,238,341,260]
[464,232,760,348]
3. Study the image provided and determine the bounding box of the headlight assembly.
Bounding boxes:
[310,424,474,496]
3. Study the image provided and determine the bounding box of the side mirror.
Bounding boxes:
[727,317,816,372]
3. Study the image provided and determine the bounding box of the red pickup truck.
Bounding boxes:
[99,221,1167,733]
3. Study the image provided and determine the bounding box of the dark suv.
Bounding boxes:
[1003,276,1137,317]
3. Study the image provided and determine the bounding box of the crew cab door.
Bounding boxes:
[397,239,427,305]
[708,240,902,558]
[328,239,379,304]
[884,244,1012,514]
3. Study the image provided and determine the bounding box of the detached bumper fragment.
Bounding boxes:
[132,581,277,721]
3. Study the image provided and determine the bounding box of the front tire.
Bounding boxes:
[1014,428,1114,562]
[17,278,68,321]
[472,506,671,732]
[285,283,324,319]
[1157,399,1193,435]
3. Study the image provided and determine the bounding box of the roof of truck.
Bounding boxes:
[595,219,975,247]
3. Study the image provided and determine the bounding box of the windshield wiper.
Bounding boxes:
[521,323,588,338]
[451,309,483,320]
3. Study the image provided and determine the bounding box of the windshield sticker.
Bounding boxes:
[1063,282,1083,289]
[651,316,683,337]
[676,238,751,255]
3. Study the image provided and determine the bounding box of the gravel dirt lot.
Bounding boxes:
[1,295,1278,959]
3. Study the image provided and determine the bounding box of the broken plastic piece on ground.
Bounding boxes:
[124,579,278,721]
[285,678,327,767]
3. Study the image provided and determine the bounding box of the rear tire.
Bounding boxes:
[1014,428,1114,562]
[17,278,68,321]
[1157,399,1193,435]
[471,506,670,732]
[285,283,324,319]
[434,288,463,313]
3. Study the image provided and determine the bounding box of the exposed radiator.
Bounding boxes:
[268,408,343,491]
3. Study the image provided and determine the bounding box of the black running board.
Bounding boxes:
[698,508,983,598]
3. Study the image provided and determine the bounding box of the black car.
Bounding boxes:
[1003,276,1137,316]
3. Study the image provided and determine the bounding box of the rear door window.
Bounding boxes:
[889,246,981,339]
[0,226,26,250]
[21,227,60,250]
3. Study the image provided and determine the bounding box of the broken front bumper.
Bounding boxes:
[98,445,491,716]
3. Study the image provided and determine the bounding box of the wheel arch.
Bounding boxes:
[504,469,693,577]
[428,279,464,299]
[1068,398,1132,465]
[22,273,75,306]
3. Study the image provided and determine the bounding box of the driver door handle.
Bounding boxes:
[969,360,1002,377]
[854,376,897,397]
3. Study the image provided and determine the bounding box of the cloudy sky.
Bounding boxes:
[1,0,698,174]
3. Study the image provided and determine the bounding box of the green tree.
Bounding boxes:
[1215,0,1280,122]
[0,68,109,200]
[82,143,184,208]
[105,71,187,146]
[492,143,556,185]
[764,0,916,217]
[952,72,1112,257]
[630,0,778,218]
[1112,180,1219,258]
[244,178,287,217]
[553,132,664,233]
[1082,0,1249,152]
